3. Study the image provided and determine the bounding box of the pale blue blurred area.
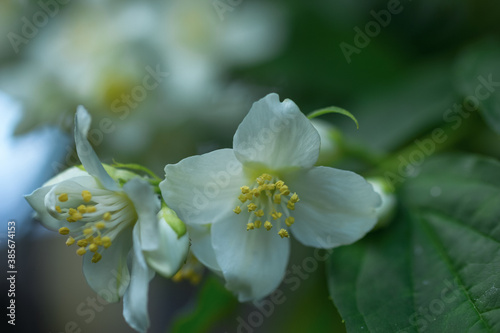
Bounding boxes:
[0,91,70,239]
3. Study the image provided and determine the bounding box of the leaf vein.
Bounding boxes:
[416,212,494,332]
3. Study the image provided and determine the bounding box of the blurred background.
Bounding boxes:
[1,0,500,332]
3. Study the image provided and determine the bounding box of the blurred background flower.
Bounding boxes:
[2,0,500,332]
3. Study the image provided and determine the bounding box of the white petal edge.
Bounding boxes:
[25,169,92,228]
[161,149,246,226]
[187,224,221,273]
[82,226,133,303]
[123,178,161,252]
[42,166,89,187]
[233,93,321,170]
[43,176,110,231]
[75,106,119,191]
[123,224,155,333]
[25,186,59,228]
[212,216,290,301]
[145,216,190,278]
[287,166,381,249]
[27,176,103,231]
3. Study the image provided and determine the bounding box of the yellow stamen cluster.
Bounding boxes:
[66,236,75,246]
[70,229,112,264]
[278,229,289,238]
[264,221,273,230]
[55,190,115,263]
[172,255,203,285]
[271,211,282,220]
[234,174,299,239]
[82,190,92,202]
[59,227,70,235]
[172,268,202,285]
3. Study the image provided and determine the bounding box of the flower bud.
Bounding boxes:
[367,177,397,230]
[311,119,343,165]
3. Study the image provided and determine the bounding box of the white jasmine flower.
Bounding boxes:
[161,93,381,301]
[26,107,188,333]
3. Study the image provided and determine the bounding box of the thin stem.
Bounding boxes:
[112,160,162,181]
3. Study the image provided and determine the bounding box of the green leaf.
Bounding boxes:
[307,106,359,129]
[454,39,500,134]
[341,61,457,152]
[327,154,500,333]
[170,276,238,333]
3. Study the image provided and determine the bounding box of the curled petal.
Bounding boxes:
[42,166,89,187]
[75,106,119,191]
[123,225,155,333]
[123,178,161,252]
[25,186,58,229]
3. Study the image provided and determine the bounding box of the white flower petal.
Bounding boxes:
[145,217,189,278]
[25,186,58,228]
[233,93,320,170]
[41,177,108,231]
[212,217,290,301]
[287,167,381,248]
[123,178,161,252]
[26,173,98,226]
[188,224,220,272]
[25,176,102,232]
[82,226,133,303]
[123,225,155,333]
[75,106,119,191]
[42,166,89,187]
[161,149,246,226]
[25,169,90,228]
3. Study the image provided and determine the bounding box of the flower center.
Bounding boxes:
[53,189,136,263]
[233,173,299,239]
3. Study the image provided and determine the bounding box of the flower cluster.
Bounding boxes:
[26,94,381,331]
[26,107,189,333]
